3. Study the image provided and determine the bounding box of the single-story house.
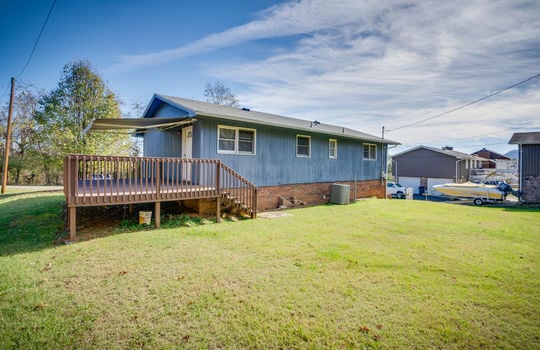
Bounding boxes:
[509,131,540,203]
[390,145,486,194]
[89,94,399,211]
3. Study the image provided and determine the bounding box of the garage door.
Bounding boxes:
[428,178,453,196]
[397,177,421,194]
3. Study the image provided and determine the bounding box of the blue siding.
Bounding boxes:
[143,103,386,187]
[143,129,182,157]
[142,104,187,157]
[198,117,385,186]
[192,122,202,159]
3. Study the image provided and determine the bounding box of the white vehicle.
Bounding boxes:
[386,182,409,199]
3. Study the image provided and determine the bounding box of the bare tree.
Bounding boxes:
[0,82,42,184]
[203,81,239,107]
[128,100,146,156]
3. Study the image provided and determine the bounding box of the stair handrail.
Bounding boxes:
[218,161,258,218]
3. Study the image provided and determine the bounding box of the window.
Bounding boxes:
[296,135,311,157]
[218,126,255,155]
[218,127,236,152]
[238,129,255,153]
[363,143,377,160]
[329,139,337,159]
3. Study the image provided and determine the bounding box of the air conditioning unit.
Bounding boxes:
[330,184,350,204]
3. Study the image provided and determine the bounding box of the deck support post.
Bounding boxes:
[155,202,161,228]
[69,207,76,241]
[252,187,257,219]
[216,196,221,223]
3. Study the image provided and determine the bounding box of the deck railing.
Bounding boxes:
[64,155,257,216]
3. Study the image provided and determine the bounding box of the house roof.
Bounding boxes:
[392,145,487,161]
[147,94,399,145]
[508,131,540,145]
[471,148,511,160]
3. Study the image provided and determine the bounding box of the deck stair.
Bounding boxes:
[221,192,252,216]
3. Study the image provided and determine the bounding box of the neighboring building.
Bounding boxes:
[390,145,486,194]
[469,148,518,184]
[94,94,399,210]
[471,148,511,169]
[509,132,540,203]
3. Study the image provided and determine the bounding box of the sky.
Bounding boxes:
[1,0,539,156]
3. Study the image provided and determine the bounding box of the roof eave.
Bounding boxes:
[197,112,398,144]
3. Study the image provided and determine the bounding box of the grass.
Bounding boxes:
[0,192,539,349]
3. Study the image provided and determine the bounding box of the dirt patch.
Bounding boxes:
[74,202,196,234]
[258,211,292,219]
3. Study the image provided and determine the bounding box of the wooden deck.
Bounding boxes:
[64,155,257,240]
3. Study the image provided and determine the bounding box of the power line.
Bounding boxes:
[387,72,540,132]
[392,123,540,151]
[424,122,540,144]
[16,0,57,79]
[454,141,513,148]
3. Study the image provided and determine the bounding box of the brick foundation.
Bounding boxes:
[181,180,386,214]
[257,179,385,211]
[522,174,540,203]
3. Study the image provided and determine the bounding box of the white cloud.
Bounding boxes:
[204,0,540,153]
[109,0,540,154]
[106,0,387,72]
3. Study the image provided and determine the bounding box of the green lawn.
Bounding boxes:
[0,192,539,349]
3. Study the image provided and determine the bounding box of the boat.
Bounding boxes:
[433,181,514,205]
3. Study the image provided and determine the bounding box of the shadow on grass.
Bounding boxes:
[0,194,155,256]
[498,205,540,213]
[0,194,220,256]
[0,193,66,257]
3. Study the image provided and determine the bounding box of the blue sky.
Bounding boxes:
[1,0,539,155]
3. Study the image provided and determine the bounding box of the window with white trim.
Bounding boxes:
[218,126,255,155]
[363,143,377,160]
[296,135,311,157]
[329,139,337,159]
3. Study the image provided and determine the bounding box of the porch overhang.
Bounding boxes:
[83,117,196,134]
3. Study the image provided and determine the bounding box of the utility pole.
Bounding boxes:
[1,77,15,194]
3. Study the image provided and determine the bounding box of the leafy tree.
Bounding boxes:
[203,81,239,107]
[35,60,133,184]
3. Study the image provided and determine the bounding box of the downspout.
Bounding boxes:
[455,159,458,183]
[382,144,386,186]
[455,159,461,183]
[518,144,523,201]
[382,144,387,200]
[354,178,357,202]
